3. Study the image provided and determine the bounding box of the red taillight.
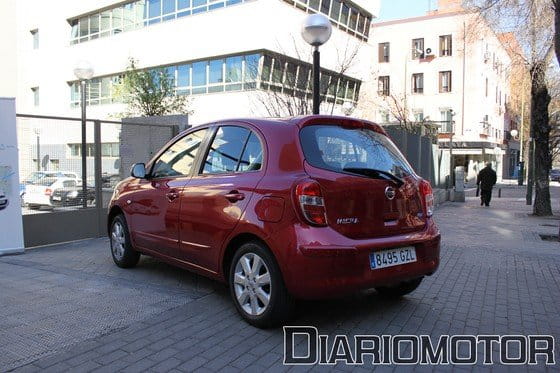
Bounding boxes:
[295,181,327,226]
[45,188,52,196]
[419,180,434,217]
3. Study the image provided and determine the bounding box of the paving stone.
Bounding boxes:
[4,185,560,372]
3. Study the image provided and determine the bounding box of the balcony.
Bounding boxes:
[437,121,453,134]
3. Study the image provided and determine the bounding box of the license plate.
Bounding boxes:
[369,247,417,270]
[52,196,61,201]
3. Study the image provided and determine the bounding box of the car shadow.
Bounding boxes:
[127,252,418,330]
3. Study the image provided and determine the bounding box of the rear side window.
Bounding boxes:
[63,180,76,187]
[151,128,207,178]
[300,125,414,177]
[202,126,263,174]
[238,133,263,172]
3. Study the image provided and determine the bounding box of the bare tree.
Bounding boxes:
[550,120,560,164]
[468,0,556,215]
[553,0,560,66]
[384,93,413,126]
[253,35,363,117]
[357,70,429,134]
[549,79,560,163]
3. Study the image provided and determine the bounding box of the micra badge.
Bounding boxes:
[336,217,359,224]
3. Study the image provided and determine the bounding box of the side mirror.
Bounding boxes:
[130,163,147,179]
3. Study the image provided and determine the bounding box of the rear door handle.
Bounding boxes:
[166,190,179,202]
[225,191,245,202]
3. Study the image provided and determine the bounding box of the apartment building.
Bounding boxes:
[368,0,517,181]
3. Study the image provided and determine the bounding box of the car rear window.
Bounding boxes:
[36,177,58,186]
[299,125,414,177]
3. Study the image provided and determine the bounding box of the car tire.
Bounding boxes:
[229,241,294,328]
[110,214,140,268]
[375,277,423,298]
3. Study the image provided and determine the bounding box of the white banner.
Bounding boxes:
[0,97,24,254]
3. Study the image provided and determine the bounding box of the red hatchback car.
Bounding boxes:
[108,115,440,327]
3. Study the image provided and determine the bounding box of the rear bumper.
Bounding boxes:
[23,194,52,206]
[282,220,440,299]
[51,196,83,207]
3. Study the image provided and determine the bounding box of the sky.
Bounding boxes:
[376,0,438,22]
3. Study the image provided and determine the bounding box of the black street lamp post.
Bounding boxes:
[301,14,332,115]
[74,61,94,209]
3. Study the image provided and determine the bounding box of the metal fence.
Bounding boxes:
[16,114,180,247]
[16,114,440,246]
[383,125,442,187]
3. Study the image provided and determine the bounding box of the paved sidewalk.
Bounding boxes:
[1,185,559,372]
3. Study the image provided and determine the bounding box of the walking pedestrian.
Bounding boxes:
[477,162,497,207]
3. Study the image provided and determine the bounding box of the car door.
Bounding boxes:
[177,124,265,272]
[126,128,209,256]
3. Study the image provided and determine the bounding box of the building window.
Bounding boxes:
[412,73,423,94]
[440,109,453,133]
[485,77,488,97]
[70,51,361,107]
[68,143,119,157]
[439,71,452,93]
[69,53,261,107]
[482,115,490,135]
[69,0,251,45]
[49,159,60,170]
[68,143,94,157]
[31,87,39,106]
[101,143,120,157]
[378,42,390,63]
[30,29,39,49]
[284,0,372,41]
[439,35,452,56]
[413,110,424,122]
[259,53,361,104]
[69,1,372,44]
[378,76,390,96]
[379,110,390,124]
[412,38,424,59]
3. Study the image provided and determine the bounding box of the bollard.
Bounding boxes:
[498,188,501,198]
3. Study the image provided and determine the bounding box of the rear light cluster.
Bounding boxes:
[45,188,53,196]
[295,180,327,226]
[419,180,434,217]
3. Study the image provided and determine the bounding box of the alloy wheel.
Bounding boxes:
[111,221,126,261]
[233,252,272,316]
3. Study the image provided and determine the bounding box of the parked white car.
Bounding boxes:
[23,177,79,209]
[20,171,81,202]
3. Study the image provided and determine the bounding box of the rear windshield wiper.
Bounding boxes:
[343,167,404,187]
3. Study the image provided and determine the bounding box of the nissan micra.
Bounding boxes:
[108,115,440,327]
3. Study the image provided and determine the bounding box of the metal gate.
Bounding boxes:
[16,114,181,247]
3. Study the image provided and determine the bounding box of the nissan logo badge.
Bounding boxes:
[385,186,396,200]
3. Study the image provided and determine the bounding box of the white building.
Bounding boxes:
[368,0,517,182]
[14,0,380,122]
[9,0,379,179]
